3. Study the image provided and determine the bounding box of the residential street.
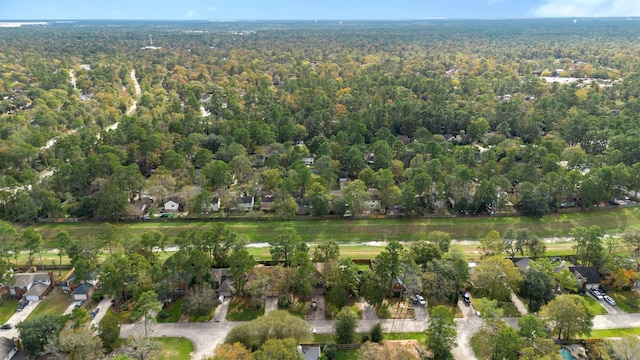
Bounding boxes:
[117,304,640,360]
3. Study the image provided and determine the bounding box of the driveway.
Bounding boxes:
[0,300,40,339]
[213,297,231,322]
[264,296,278,314]
[90,297,113,327]
[451,299,482,360]
[358,297,378,321]
[121,321,237,360]
[308,295,326,321]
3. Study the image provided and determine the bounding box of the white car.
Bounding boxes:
[590,288,604,300]
[414,294,426,307]
[604,295,616,306]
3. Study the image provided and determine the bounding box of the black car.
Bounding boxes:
[0,324,12,330]
[15,302,28,312]
[89,308,100,319]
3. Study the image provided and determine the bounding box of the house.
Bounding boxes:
[569,266,601,290]
[260,195,276,212]
[61,270,100,294]
[299,345,321,360]
[391,277,406,296]
[0,337,17,360]
[8,272,55,301]
[240,196,254,211]
[364,189,381,212]
[209,196,221,212]
[296,198,310,215]
[514,258,534,272]
[125,202,147,220]
[218,279,235,297]
[71,283,96,301]
[302,156,315,166]
[164,197,185,213]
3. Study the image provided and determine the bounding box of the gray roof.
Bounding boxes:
[13,273,50,288]
[72,283,94,295]
[24,282,48,297]
[0,337,15,358]
[300,345,321,360]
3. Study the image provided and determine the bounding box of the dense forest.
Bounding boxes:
[2,18,640,222]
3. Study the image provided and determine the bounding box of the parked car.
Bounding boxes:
[311,301,318,311]
[218,295,225,304]
[461,292,471,305]
[590,288,604,300]
[89,308,100,319]
[604,295,616,306]
[0,324,12,330]
[74,300,85,308]
[414,294,426,307]
[15,301,28,312]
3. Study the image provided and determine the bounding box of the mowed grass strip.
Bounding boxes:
[30,207,640,244]
[27,288,70,319]
[154,337,194,360]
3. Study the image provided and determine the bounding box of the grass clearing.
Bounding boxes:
[225,297,265,321]
[610,291,640,313]
[102,305,136,324]
[158,298,184,323]
[470,328,492,360]
[336,349,358,360]
[581,295,608,315]
[27,288,70,319]
[286,299,311,319]
[386,332,426,342]
[189,305,216,322]
[0,298,19,324]
[31,207,640,244]
[428,300,463,318]
[154,337,194,360]
[588,328,640,339]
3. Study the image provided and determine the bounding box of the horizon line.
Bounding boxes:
[2,16,640,22]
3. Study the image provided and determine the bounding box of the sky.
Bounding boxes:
[3,0,640,20]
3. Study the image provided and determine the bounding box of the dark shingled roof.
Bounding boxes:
[568,266,601,285]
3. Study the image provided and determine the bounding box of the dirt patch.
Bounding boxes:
[384,340,424,359]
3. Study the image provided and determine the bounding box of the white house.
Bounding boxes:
[0,337,17,360]
[302,156,315,166]
[164,200,180,213]
[239,196,254,211]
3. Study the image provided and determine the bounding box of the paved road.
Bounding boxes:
[121,322,237,360]
[118,300,640,360]
[213,297,230,322]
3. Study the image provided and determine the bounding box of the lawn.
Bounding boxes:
[286,299,311,319]
[610,291,640,313]
[30,207,640,244]
[225,297,265,321]
[581,295,608,315]
[588,328,640,339]
[336,349,358,360]
[101,305,136,324]
[470,328,492,360]
[27,288,71,319]
[386,332,426,342]
[154,337,194,360]
[428,300,463,318]
[189,305,216,322]
[0,299,19,324]
[158,298,184,323]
